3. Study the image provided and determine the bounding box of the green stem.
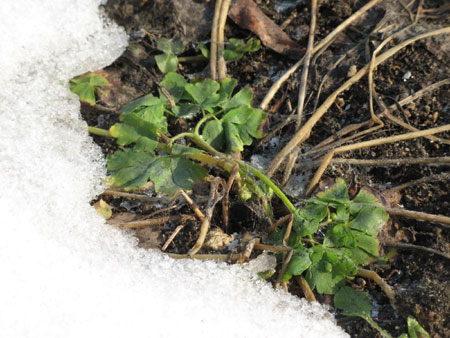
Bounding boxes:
[88,124,296,215]
[88,126,113,138]
[177,55,208,63]
[171,132,223,156]
[363,316,393,338]
[184,152,234,172]
[194,114,214,135]
[237,160,296,213]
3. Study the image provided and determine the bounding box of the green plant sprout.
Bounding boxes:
[222,38,261,61]
[105,72,267,197]
[155,38,260,73]
[272,178,389,294]
[154,38,185,73]
[334,287,430,338]
[72,36,425,338]
[69,72,110,106]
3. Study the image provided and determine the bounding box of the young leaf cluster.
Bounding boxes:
[222,38,261,61]
[69,72,110,106]
[155,38,185,73]
[269,179,389,294]
[106,72,266,192]
[155,38,260,73]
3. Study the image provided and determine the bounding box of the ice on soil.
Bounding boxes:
[0,1,348,337]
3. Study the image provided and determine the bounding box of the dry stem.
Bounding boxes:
[383,242,450,261]
[295,276,317,302]
[282,0,318,185]
[385,207,450,228]
[115,215,195,229]
[357,269,396,304]
[306,124,450,195]
[266,27,450,177]
[260,0,382,111]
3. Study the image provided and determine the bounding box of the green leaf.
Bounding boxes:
[109,122,142,146]
[334,286,373,318]
[172,103,201,118]
[185,79,221,107]
[347,247,374,266]
[222,38,261,61]
[324,224,356,248]
[171,157,208,192]
[157,38,185,55]
[258,269,276,280]
[223,121,244,152]
[299,202,328,222]
[134,137,158,152]
[285,248,312,277]
[223,85,253,111]
[293,216,320,237]
[155,53,179,73]
[121,94,167,133]
[106,149,156,190]
[202,120,225,151]
[197,43,210,58]
[121,94,163,114]
[316,178,349,206]
[218,78,237,101]
[407,316,430,338]
[349,189,383,215]
[160,72,187,103]
[354,232,379,257]
[107,149,207,193]
[70,72,110,106]
[349,205,389,236]
[306,248,356,294]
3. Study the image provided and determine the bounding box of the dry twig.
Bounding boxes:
[189,178,225,256]
[282,0,318,186]
[266,27,450,177]
[357,269,396,304]
[385,207,450,228]
[383,242,450,261]
[295,276,317,302]
[306,124,450,194]
[161,225,184,251]
[386,172,450,192]
[114,215,195,229]
[260,0,382,111]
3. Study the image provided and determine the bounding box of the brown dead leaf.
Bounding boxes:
[106,212,138,225]
[136,227,162,249]
[229,0,305,58]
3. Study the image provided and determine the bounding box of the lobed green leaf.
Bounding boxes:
[334,286,373,318]
[70,72,110,106]
[155,53,179,73]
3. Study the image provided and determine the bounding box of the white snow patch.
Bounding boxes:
[0,1,348,337]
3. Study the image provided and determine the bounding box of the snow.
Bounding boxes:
[0,1,348,337]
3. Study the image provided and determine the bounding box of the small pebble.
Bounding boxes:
[402,71,412,80]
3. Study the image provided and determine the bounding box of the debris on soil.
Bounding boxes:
[84,1,450,337]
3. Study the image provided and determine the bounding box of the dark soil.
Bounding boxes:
[82,1,449,337]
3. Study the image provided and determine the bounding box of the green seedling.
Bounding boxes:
[105,72,266,194]
[69,72,110,106]
[75,35,414,338]
[155,38,260,71]
[155,38,185,73]
[222,38,261,62]
[335,287,430,338]
[270,179,388,294]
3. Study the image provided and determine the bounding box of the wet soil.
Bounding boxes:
[83,1,449,337]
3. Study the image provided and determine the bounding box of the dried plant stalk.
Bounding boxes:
[266,27,450,177]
